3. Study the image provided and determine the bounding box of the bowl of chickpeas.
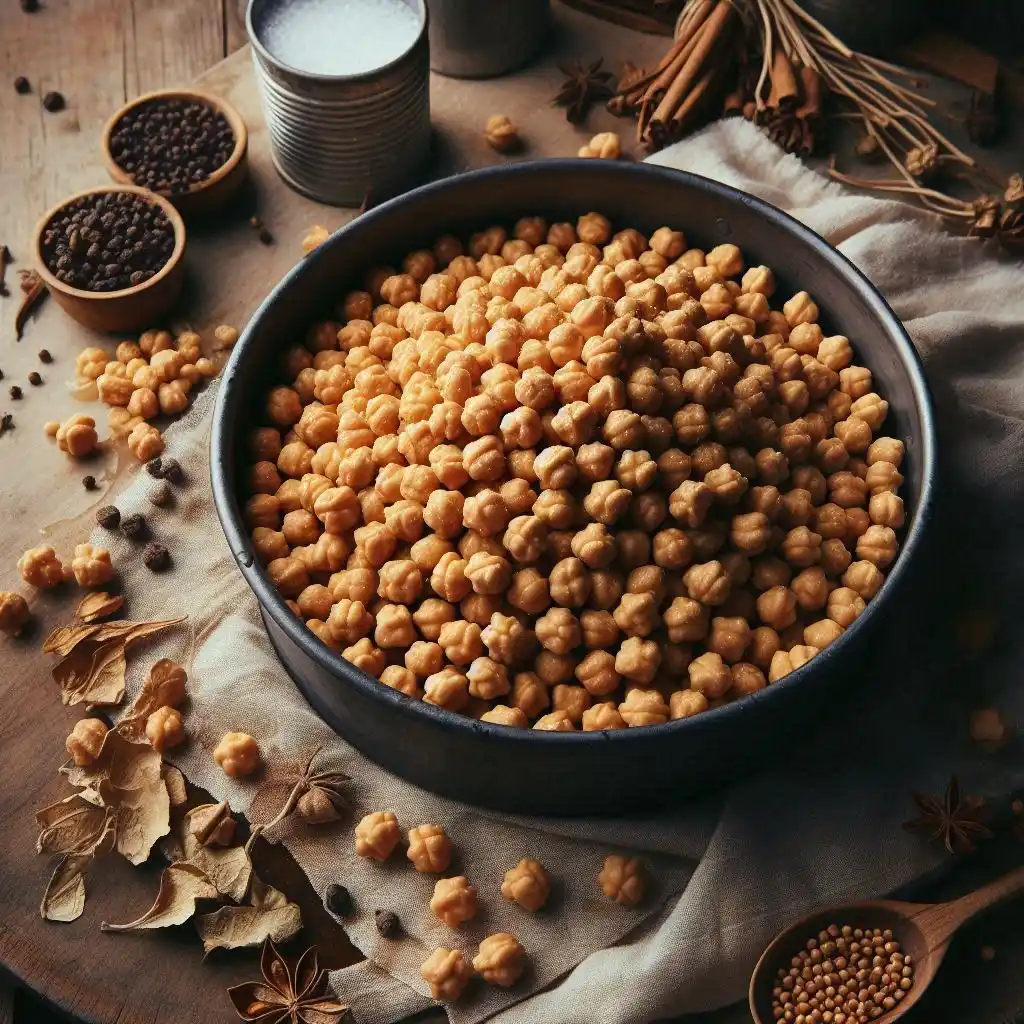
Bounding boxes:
[211,160,936,815]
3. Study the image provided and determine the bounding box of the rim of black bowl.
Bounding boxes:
[211,159,937,747]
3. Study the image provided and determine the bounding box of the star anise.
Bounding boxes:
[247,747,351,836]
[903,776,994,855]
[554,59,615,125]
[229,939,348,1024]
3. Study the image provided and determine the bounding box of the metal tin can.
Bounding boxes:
[426,0,549,78]
[246,0,431,206]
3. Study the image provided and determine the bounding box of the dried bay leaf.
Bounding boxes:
[41,854,92,922]
[76,591,125,623]
[47,617,185,708]
[100,862,219,932]
[63,730,170,865]
[43,623,103,656]
[195,876,302,954]
[183,835,252,902]
[35,792,110,856]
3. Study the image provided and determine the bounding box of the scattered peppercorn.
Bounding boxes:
[161,457,183,484]
[40,190,174,293]
[771,924,914,1023]
[27,371,42,386]
[374,909,401,938]
[42,91,65,113]
[258,227,274,246]
[120,512,148,541]
[324,884,354,918]
[14,77,30,95]
[108,97,236,195]
[82,475,97,491]
[9,386,22,400]
[145,457,163,477]
[148,482,171,507]
[20,0,39,11]
[0,413,13,436]
[96,505,121,529]
[38,349,52,363]
[143,542,171,571]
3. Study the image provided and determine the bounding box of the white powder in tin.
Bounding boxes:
[260,0,421,76]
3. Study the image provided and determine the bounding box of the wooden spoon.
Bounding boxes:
[749,864,1024,1023]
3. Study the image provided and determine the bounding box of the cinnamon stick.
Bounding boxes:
[796,65,822,119]
[650,0,735,124]
[767,47,799,110]
[636,3,714,106]
[671,64,718,127]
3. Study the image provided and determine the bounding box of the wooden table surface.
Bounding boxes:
[2,4,1023,1024]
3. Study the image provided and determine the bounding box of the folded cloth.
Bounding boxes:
[98,118,1024,1024]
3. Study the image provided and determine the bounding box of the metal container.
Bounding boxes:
[426,0,549,78]
[211,161,937,816]
[246,0,431,206]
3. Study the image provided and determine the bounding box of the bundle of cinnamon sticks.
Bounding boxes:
[613,0,742,150]
[610,0,822,154]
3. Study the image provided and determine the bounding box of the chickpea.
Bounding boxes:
[213,732,261,777]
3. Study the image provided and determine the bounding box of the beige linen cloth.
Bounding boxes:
[99,118,1024,1024]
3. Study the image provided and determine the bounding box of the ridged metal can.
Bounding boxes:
[246,0,431,206]
[426,0,549,78]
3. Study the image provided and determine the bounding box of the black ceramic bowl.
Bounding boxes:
[211,161,936,815]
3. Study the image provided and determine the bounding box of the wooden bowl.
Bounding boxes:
[100,89,249,219]
[34,185,186,334]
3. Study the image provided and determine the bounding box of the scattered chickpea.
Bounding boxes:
[430,874,478,927]
[302,224,330,252]
[18,545,68,588]
[598,854,645,906]
[145,706,186,752]
[474,933,526,987]
[501,858,550,911]
[970,708,1014,752]
[485,114,520,153]
[213,731,261,777]
[65,718,109,766]
[354,810,401,861]
[421,948,474,1002]
[54,414,100,458]
[578,132,621,160]
[70,543,115,588]
[407,823,454,873]
[0,592,31,636]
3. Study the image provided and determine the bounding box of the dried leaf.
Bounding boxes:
[63,730,169,864]
[76,592,125,623]
[35,792,110,856]
[162,765,188,807]
[196,876,302,954]
[123,658,187,733]
[43,623,103,656]
[41,854,91,922]
[183,829,252,902]
[55,637,129,707]
[101,862,219,932]
[186,801,236,847]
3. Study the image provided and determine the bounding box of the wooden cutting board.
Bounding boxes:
[0,11,697,1024]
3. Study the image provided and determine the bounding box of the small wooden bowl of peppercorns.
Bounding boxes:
[33,185,186,334]
[100,89,248,219]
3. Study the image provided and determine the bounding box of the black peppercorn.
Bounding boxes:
[148,482,171,507]
[9,386,22,399]
[42,91,64,113]
[161,457,183,484]
[121,512,148,541]
[258,227,274,246]
[27,371,42,386]
[108,97,236,196]
[145,457,164,478]
[39,191,174,294]
[14,77,30,95]
[96,505,121,529]
[374,909,401,939]
[20,0,40,11]
[0,413,13,436]
[82,475,97,491]
[38,349,52,363]
[143,542,171,571]
[324,884,354,918]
